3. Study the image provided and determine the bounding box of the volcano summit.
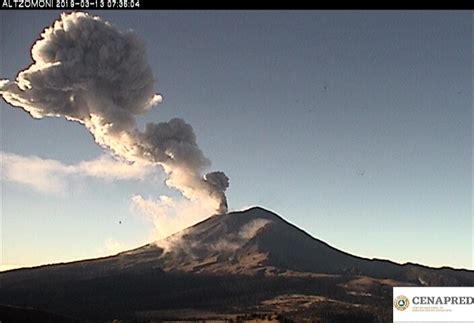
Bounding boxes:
[1,207,473,322]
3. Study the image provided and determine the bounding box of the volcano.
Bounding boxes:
[1,207,473,322]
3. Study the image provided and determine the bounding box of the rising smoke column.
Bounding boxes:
[0,12,229,213]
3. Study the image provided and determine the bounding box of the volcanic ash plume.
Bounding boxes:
[0,12,229,213]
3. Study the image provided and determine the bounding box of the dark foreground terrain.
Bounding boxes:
[1,207,473,322]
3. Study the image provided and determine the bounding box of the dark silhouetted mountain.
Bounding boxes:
[1,207,473,322]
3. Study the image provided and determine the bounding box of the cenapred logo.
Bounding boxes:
[393,287,474,322]
[394,295,410,311]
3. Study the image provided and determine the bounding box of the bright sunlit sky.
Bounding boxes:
[0,11,472,270]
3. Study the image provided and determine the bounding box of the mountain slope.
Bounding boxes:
[1,207,473,322]
[2,207,473,285]
[135,206,473,285]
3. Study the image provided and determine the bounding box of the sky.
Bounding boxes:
[0,11,472,271]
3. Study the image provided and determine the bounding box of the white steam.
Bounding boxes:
[209,219,272,253]
[131,194,216,240]
[0,12,229,214]
[155,218,272,257]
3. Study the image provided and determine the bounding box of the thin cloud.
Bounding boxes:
[0,151,154,195]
